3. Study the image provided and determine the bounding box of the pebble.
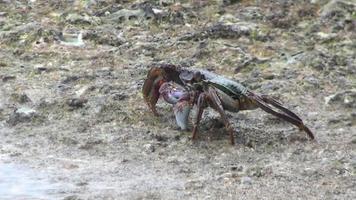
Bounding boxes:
[7,107,37,126]
[66,98,88,108]
[144,144,155,153]
[240,176,253,185]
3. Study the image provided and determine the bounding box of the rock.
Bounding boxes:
[65,13,100,25]
[1,75,16,82]
[107,7,155,23]
[159,0,175,6]
[261,82,279,91]
[7,107,37,126]
[75,85,94,98]
[10,92,31,104]
[351,112,356,126]
[240,176,253,185]
[66,98,88,108]
[60,31,85,47]
[350,137,356,144]
[303,75,320,87]
[261,72,275,80]
[246,166,264,177]
[179,22,256,41]
[0,12,7,17]
[143,144,155,153]
[82,29,124,47]
[239,6,264,21]
[230,165,244,172]
[79,139,104,150]
[320,0,355,20]
[319,0,355,31]
[112,93,128,101]
[315,32,338,42]
[33,64,49,73]
[22,88,53,106]
[151,133,169,142]
[63,195,82,200]
[222,0,242,6]
[324,89,356,108]
[0,22,40,44]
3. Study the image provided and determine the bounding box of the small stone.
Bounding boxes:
[153,134,168,142]
[304,76,319,87]
[7,107,37,126]
[240,176,252,185]
[79,139,103,150]
[324,90,356,108]
[230,165,243,171]
[62,163,79,170]
[16,107,36,116]
[34,64,48,73]
[11,93,31,104]
[350,137,356,144]
[76,182,88,186]
[1,75,16,82]
[159,0,175,6]
[144,144,155,153]
[66,98,87,108]
[75,85,94,98]
[261,72,275,80]
[315,32,337,41]
[112,93,128,101]
[246,166,264,177]
[63,195,82,200]
[65,13,99,25]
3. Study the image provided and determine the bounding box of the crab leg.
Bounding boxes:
[207,87,235,145]
[260,95,302,122]
[248,91,314,140]
[192,93,206,140]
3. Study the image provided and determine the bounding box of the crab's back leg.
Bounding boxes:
[260,94,302,122]
[207,87,235,145]
[247,91,315,140]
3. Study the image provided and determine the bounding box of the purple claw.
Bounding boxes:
[159,82,189,104]
[174,100,191,130]
[159,82,191,130]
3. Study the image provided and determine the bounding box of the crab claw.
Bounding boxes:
[159,82,191,130]
[142,67,165,115]
[142,65,183,115]
[174,100,191,130]
[159,82,188,104]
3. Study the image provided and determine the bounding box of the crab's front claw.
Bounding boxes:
[174,100,191,130]
[142,67,166,116]
[159,82,189,104]
[159,82,191,130]
[142,65,184,116]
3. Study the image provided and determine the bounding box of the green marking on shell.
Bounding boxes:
[199,70,248,97]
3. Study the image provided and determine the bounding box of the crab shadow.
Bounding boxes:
[144,105,309,147]
[188,112,310,147]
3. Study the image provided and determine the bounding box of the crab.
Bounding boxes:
[142,64,315,145]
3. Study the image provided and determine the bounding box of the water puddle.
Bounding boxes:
[0,162,61,200]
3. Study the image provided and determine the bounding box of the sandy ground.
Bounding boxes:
[0,0,355,199]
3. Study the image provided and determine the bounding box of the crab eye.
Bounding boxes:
[193,71,202,82]
[179,70,194,83]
